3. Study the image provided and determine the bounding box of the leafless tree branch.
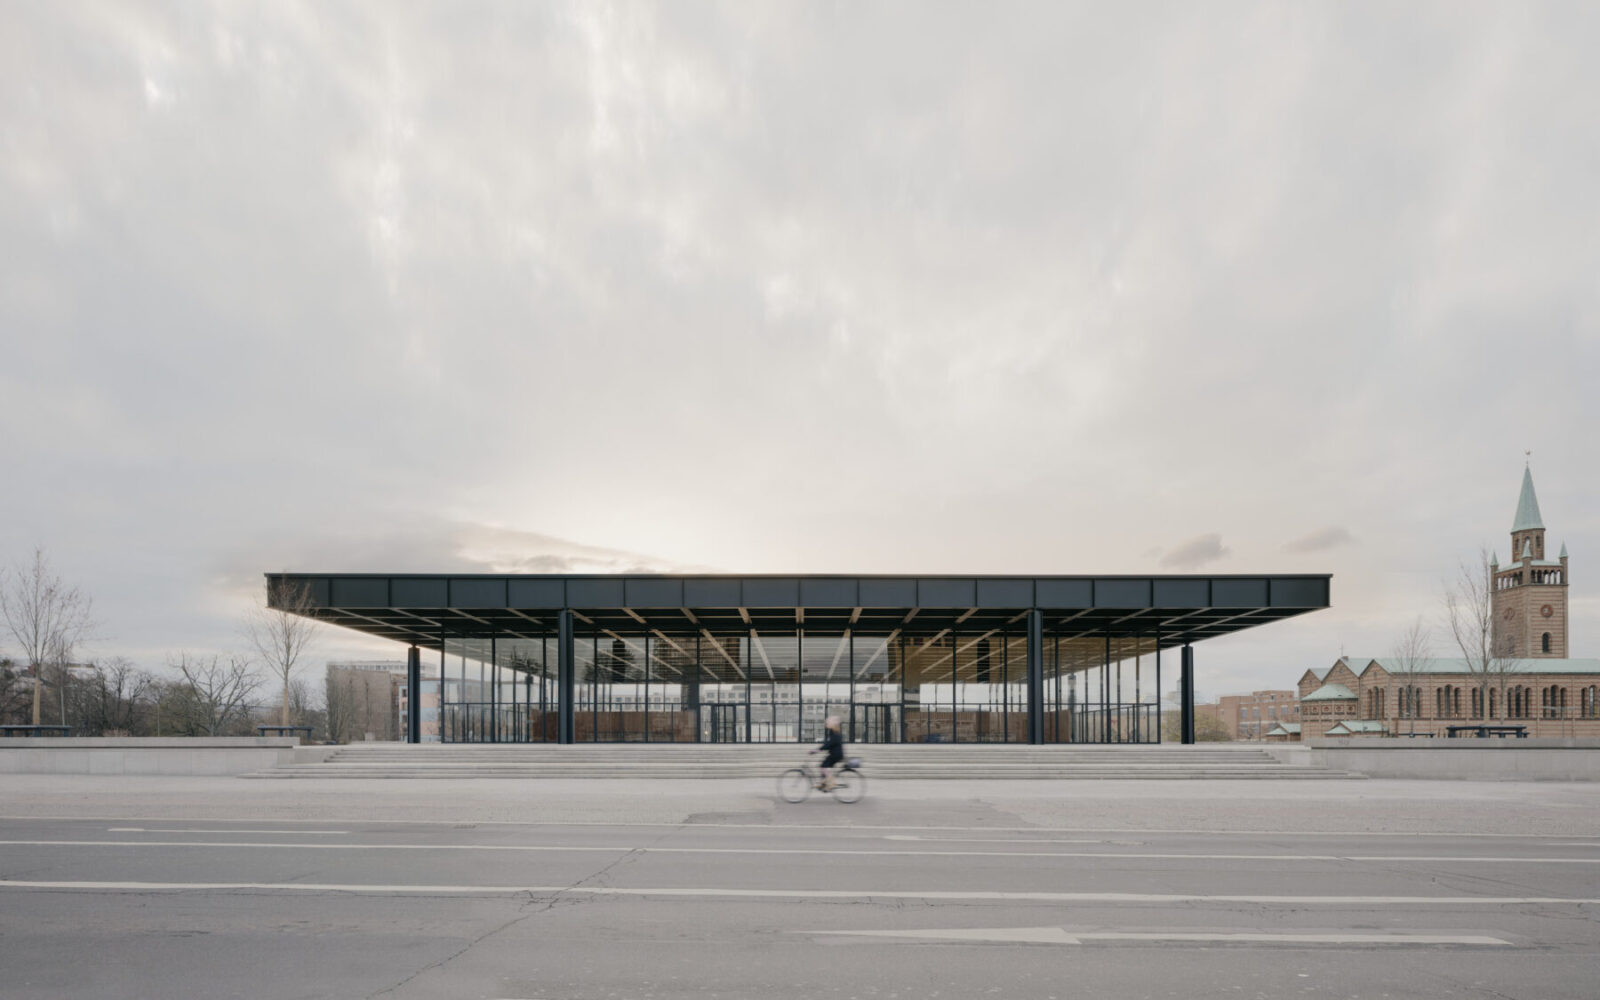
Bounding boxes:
[0,547,96,725]
[246,580,322,727]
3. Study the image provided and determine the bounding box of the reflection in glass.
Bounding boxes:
[432,625,1162,744]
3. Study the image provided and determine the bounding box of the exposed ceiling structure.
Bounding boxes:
[266,573,1330,653]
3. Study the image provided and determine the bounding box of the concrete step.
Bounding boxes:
[242,742,1352,779]
[320,747,1280,759]
[246,766,1354,779]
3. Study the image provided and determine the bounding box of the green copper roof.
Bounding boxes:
[1513,465,1545,532]
[1303,682,1357,701]
[1326,720,1388,734]
[1359,657,1600,676]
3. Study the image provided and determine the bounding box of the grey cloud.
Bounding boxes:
[221,520,707,597]
[1,5,1596,691]
[1285,527,1356,553]
[1159,534,1229,570]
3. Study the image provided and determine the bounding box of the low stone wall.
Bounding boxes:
[0,737,299,776]
[1307,737,1600,780]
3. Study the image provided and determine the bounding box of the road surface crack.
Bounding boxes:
[364,831,671,998]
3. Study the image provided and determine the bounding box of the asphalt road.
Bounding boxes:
[1,778,1598,999]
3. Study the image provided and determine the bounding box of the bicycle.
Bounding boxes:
[778,755,865,804]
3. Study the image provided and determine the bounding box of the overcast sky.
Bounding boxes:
[3,2,1596,698]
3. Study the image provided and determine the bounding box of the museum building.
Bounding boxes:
[265,573,1331,746]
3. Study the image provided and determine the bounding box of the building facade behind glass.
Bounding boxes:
[267,573,1330,746]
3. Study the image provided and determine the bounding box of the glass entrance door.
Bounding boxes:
[853,704,898,743]
[700,703,745,743]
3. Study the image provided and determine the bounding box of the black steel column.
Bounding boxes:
[1154,635,1162,744]
[1104,633,1113,743]
[1180,643,1195,745]
[1026,609,1043,745]
[558,609,575,745]
[406,645,421,744]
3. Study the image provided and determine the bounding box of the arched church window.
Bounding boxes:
[1543,633,1551,653]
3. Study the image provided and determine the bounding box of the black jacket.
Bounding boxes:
[817,729,844,757]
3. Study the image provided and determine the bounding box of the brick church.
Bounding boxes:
[1280,464,1598,741]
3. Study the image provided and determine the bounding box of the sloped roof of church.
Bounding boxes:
[1303,682,1357,701]
[1326,720,1388,734]
[1513,465,1545,532]
[1359,657,1600,676]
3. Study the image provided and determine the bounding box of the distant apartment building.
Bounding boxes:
[325,660,406,742]
[1216,690,1298,741]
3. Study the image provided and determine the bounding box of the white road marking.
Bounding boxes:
[0,814,1576,839]
[0,879,1593,906]
[811,927,1514,946]
[884,834,1101,844]
[106,828,349,835]
[0,839,1592,864]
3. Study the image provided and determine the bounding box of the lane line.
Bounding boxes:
[1,879,1593,905]
[0,815,1579,839]
[812,927,1514,946]
[884,835,1101,844]
[106,828,350,835]
[0,839,1594,864]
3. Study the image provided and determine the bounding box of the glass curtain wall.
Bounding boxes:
[697,631,748,743]
[439,634,558,743]
[434,624,1161,744]
[749,631,800,743]
[899,628,1029,743]
[1040,633,1161,744]
[567,632,699,742]
[850,632,900,743]
[800,633,851,743]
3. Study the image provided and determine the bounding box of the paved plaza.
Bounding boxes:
[2,774,1598,998]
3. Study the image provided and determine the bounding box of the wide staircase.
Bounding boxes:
[244,743,1358,780]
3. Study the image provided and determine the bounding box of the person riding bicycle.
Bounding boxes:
[810,715,846,791]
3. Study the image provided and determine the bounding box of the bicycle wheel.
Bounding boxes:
[830,767,865,803]
[778,768,812,803]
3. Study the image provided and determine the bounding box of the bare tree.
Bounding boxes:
[286,677,326,740]
[0,657,32,724]
[1388,617,1432,735]
[1443,549,1524,725]
[0,548,96,725]
[167,653,262,736]
[246,580,322,727]
[324,667,351,744]
[77,658,154,736]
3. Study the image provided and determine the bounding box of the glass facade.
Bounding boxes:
[1040,633,1161,743]
[439,635,558,743]
[432,625,1162,745]
[269,572,1330,748]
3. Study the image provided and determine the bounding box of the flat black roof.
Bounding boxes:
[267,573,1330,651]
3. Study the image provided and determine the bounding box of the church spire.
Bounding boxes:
[1512,462,1545,532]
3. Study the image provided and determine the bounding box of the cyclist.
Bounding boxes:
[811,715,846,791]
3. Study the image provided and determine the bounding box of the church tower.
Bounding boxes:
[1490,464,1569,658]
